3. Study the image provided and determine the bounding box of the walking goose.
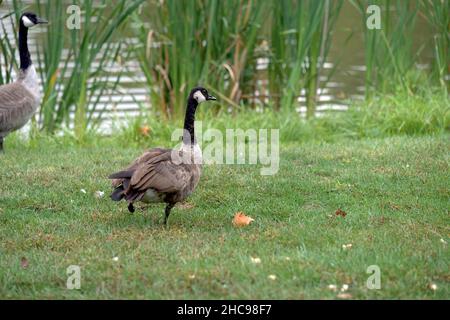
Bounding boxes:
[109,87,216,225]
[0,12,47,152]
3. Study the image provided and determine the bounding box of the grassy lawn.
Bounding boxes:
[0,134,448,299]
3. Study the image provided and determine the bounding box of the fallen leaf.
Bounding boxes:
[188,274,196,279]
[232,212,254,227]
[335,209,347,217]
[139,125,151,136]
[337,293,352,299]
[20,257,29,269]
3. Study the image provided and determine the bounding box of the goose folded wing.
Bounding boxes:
[109,148,172,187]
[0,84,36,132]
[130,158,190,193]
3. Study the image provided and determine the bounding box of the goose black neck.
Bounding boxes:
[183,98,198,145]
[19,22,31,70]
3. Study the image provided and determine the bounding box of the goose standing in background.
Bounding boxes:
[0,12,47,152]
[109,87,216,226]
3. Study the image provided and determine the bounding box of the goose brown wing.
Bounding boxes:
[109,148,171,187]
[130,151,190,193]
[0,83,37,133]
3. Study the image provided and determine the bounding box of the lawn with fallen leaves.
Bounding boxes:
[0,135,448,299]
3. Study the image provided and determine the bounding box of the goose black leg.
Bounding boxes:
[0,137,3,153]
[128,202,135,213]
[164,203,175,226]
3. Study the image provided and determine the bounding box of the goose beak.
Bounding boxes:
[36,17,48,24]
[207,95,217,101]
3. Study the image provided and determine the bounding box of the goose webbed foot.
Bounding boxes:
[164,203,175,226]
[128,202,135,213]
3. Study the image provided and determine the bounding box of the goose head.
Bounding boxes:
[20,12,48,28]
[189,87,216,104]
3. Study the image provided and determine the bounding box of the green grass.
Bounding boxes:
[118,87,449,146]
[0,134,448,299]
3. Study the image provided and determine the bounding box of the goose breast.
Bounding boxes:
[0,83,38,135]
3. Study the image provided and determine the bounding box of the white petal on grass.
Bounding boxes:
[268,274,277,281]
[188,274,196,279]
[327,284,338,292]
[341,284,349,292]
[112,256,119,262]
[440,239,447,245]
[80,189,87,194]
[428,283,438,291]
[94,191,105,199]
[342,243,353,250]
[250,257,261,264]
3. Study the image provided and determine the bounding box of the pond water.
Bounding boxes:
[0,0,435,134]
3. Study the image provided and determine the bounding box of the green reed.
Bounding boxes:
[132,0,267,119]
[351,0,419,97]
[268,0,342,117]
[420,0,449,91]
[0,0,144,139]
[1,0,446,131]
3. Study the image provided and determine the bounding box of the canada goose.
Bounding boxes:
[0,12,47,152]
[109,87,216,225]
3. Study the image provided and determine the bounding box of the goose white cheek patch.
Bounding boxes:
[193,90,206,103]
[22,16,35,27]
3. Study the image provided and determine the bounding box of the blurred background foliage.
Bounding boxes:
[0,0,448,141]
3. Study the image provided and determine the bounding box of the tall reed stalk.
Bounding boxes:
[38,0,144,138]
[351,0,419,97]
[1,0,445,132]
[0,11,17,85]
[0,0,144,138]
[305,0,342,118]
[420,0,449,92]
[269,0,342,117]
[132,0,267,119]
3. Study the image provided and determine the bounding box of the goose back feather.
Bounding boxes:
[110,148,201,204]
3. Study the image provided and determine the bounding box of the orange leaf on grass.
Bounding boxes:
[232,212,254,227]
[335,209,347,217]
[139,125,151,136]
